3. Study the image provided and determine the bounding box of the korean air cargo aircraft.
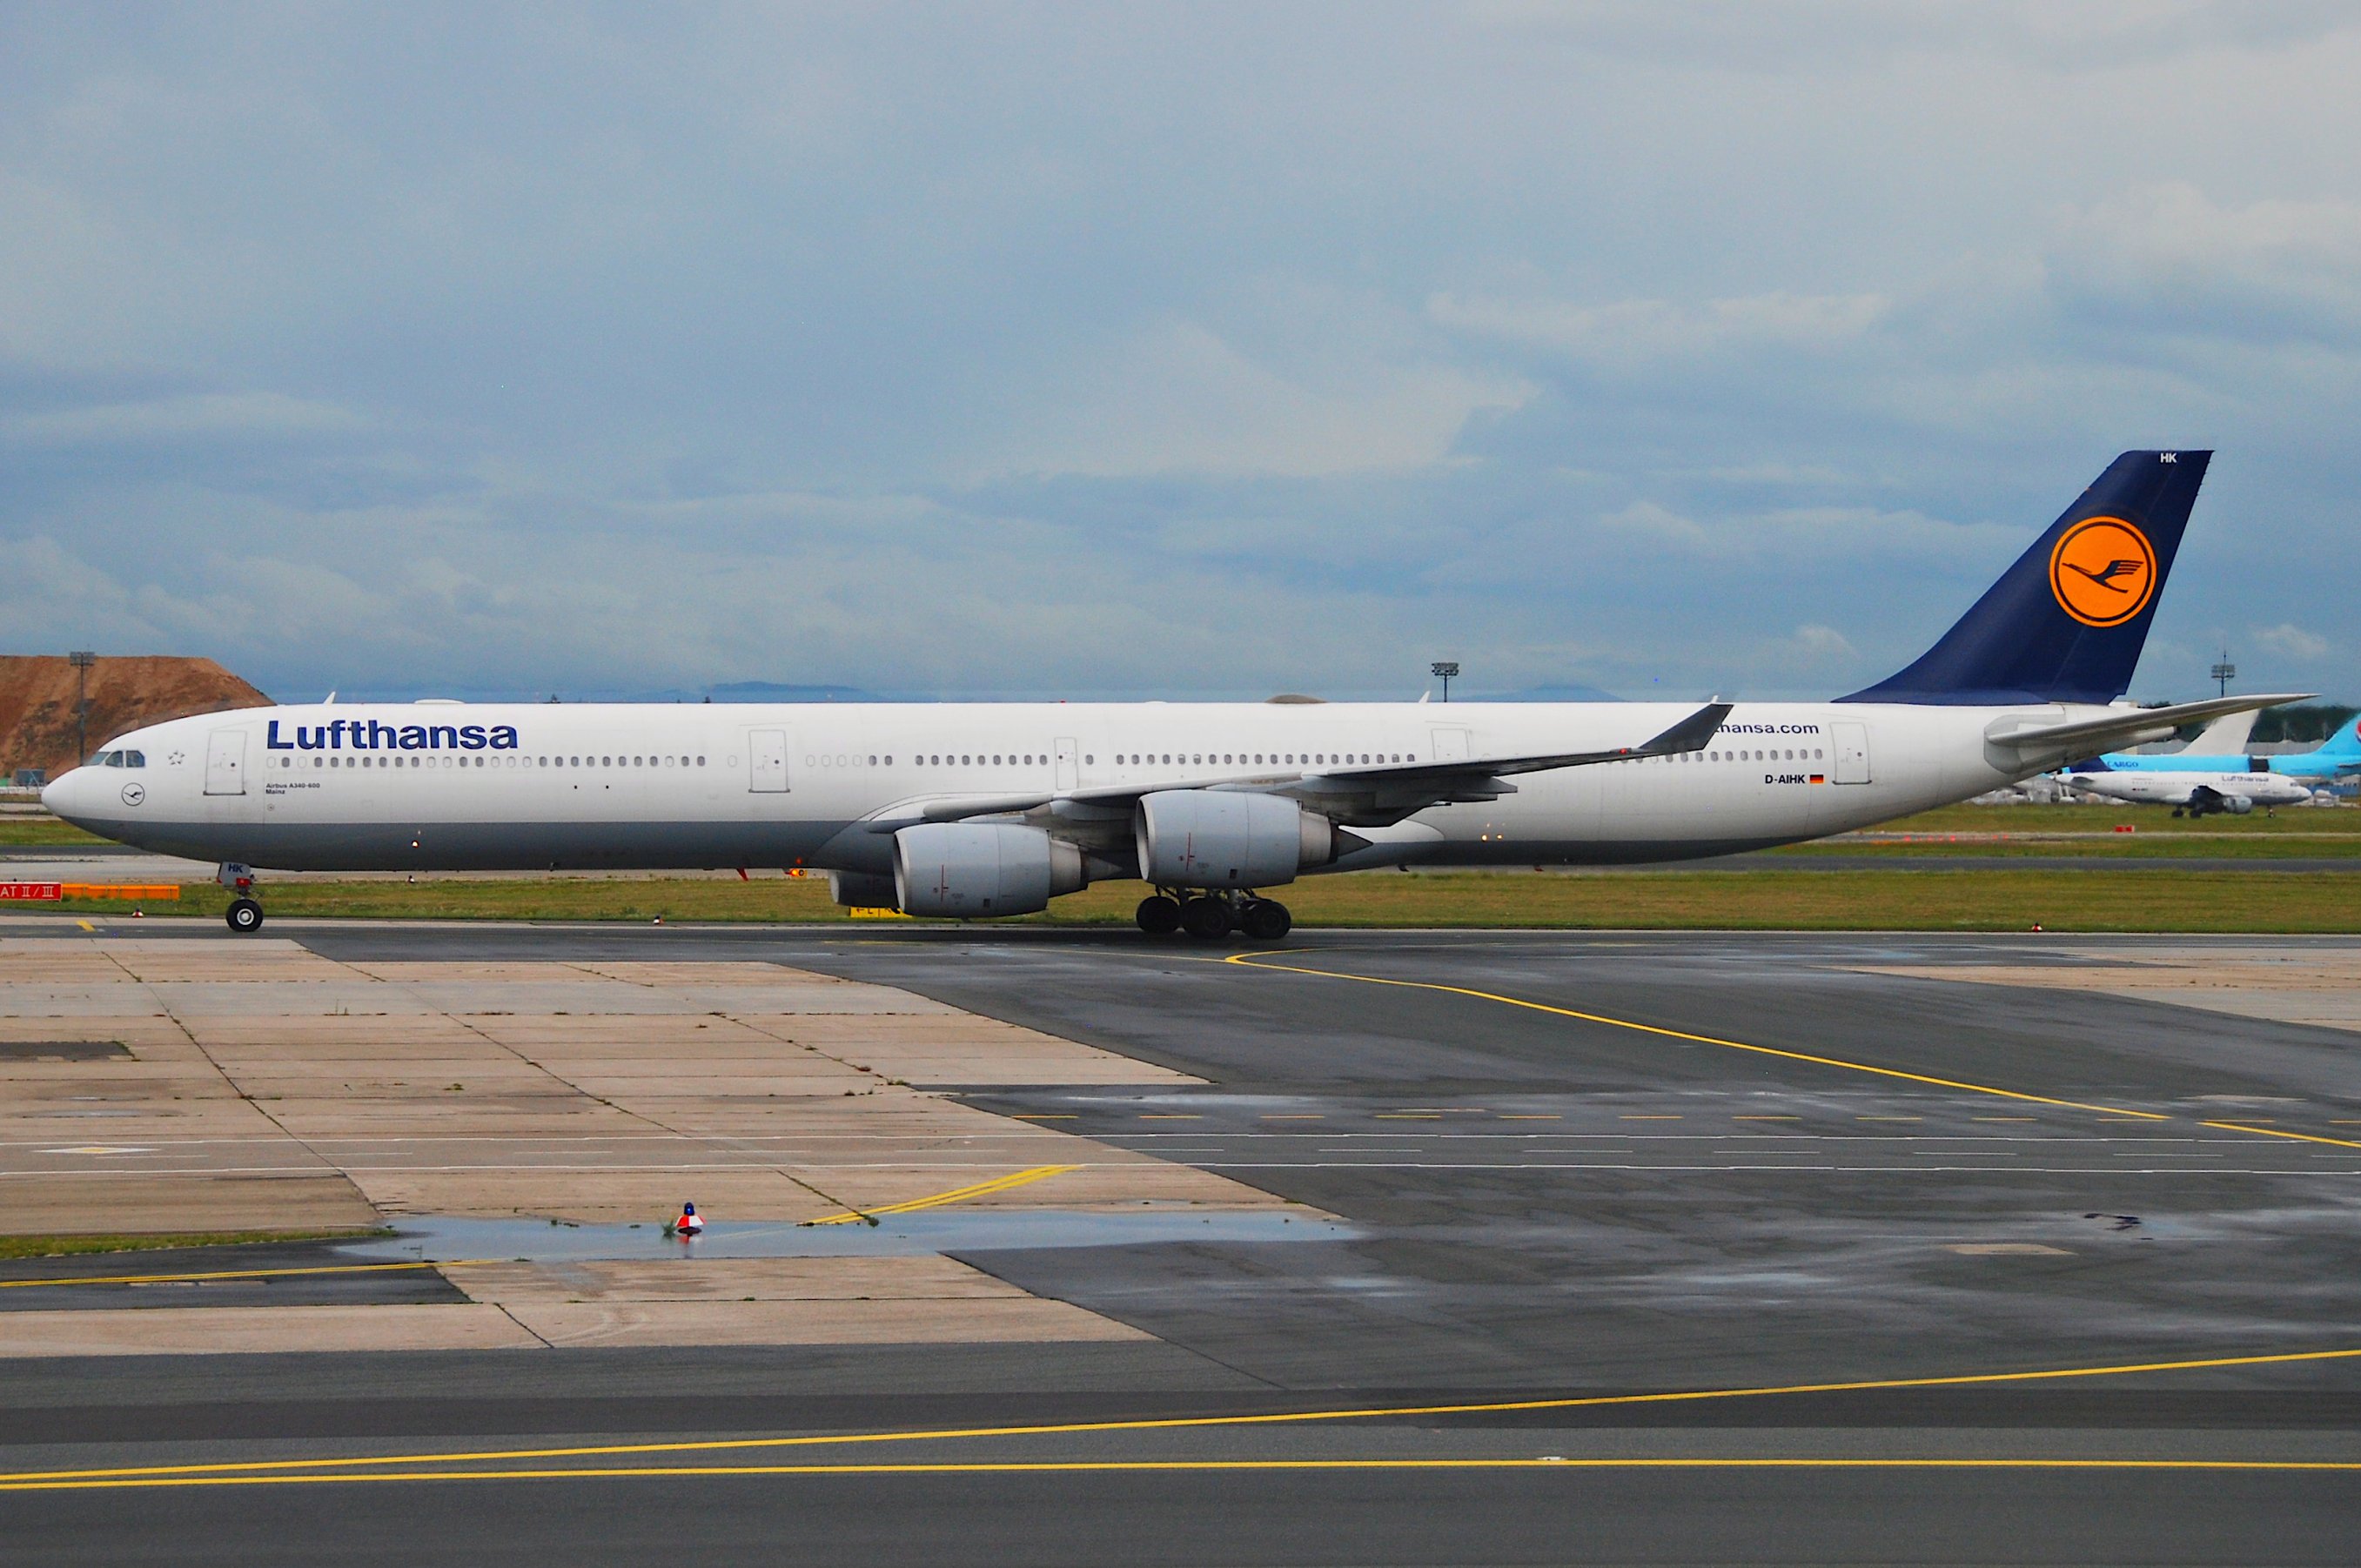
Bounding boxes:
[46,451,2305,938]
[2067,714,2361,781]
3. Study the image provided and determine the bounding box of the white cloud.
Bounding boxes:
[997,321,1533,479]
[2253,622,2331,660]
[1429,290,1890,368]
[4,392,369,445]
[2048,182,2361,338]
[1789,624,1855,658]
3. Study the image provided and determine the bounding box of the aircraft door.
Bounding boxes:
[1054,738,1078,793]
[748,729,789,793]
[1429,727,1472,762]
[1830,721,1870,785]
[204,728,248,796]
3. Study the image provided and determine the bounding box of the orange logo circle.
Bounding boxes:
[2049,516,2156,627]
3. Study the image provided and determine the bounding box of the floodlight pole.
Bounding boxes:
[1431,661,1459,703]
[68,651,96,762]
[2210,649,2236,699]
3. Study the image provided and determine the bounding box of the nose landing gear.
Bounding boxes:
[1134,888,1291,941]
[218,863,264,934]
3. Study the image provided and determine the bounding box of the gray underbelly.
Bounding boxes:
[78,818,856,874]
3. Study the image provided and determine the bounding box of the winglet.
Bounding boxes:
[1636,701,1734,756]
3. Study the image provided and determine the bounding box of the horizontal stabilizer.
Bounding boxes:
[1986,693,2311,761]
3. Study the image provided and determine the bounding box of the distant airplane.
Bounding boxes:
[2060,764,2315,817]
[46,451,2305,936]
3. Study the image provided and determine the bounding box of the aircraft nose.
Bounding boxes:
[41,767,91,825]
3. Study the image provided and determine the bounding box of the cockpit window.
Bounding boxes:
[91,750,147,768]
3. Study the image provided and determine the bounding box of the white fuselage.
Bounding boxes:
[2064,769,2313,811]
[49,698,2072,879]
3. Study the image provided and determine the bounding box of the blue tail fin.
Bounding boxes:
[1840,451,2209,707]
[2309,716,2361,759]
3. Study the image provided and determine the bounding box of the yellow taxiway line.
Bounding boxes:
[1220,950,2164,1116]
[1221,949,2361,1148]
[0,1259,501,1291]
[3,1457,2357,1492]
[804,1163,1077,1226]
[3,1344,2354,1490]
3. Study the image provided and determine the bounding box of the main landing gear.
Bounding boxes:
[1135,889,1291,941]
[218,863,264,935]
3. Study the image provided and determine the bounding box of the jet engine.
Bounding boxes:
[2218,793,2255,815]
[1134,789,1339,889]
[893,822,1087,917]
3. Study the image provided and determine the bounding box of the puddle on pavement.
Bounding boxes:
[345,1209,1358,1263]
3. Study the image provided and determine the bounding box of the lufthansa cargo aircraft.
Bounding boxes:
[45,452,2303,938]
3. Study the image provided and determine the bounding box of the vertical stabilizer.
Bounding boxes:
[1841,451,2208,706]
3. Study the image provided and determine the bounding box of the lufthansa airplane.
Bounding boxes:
[2059,762,2316,816]
[45,451,2303,938]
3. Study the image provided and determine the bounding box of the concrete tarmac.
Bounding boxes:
[1,920,2356,1564]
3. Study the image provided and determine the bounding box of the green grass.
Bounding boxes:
[51,867,2360,934]
[1772,802,2361,858]
[1853,802,2361,836]
[0,1228,389,1261]
[0,818,107,845]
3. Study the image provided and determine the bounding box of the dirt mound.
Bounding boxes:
[0,656,272,781]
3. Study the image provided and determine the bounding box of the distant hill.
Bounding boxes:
[701,681,882,703]
[1475,683,1625,703]
[1,655,272,781]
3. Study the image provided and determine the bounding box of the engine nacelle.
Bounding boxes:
[893,823,1086,918]
[828,871,901,908]
[2220,794,2255,815]
[1134,789,1336,890]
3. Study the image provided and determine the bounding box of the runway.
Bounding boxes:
[1,921,2357,1563]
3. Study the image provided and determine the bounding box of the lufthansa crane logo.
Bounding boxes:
[2049,515,2156,627]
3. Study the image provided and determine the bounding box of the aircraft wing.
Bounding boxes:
[875,702,1735,832]
[1984,693,2312,762]
[1291,701,1735,785]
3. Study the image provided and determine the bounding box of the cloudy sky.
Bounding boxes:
[3,2,2358,702]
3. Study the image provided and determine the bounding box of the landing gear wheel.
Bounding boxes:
[225,897,265,935]
[1178,897,1234,940]
[1135,896,1183,935]
[1238,899,1291,941]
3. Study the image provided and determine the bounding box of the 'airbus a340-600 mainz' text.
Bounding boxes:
[46,451,2303,938]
